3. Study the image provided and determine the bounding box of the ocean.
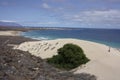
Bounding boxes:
[21,28,120,48]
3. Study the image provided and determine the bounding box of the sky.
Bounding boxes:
[0,0,120,28]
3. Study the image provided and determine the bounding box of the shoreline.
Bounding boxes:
[0,30,120,50]
[1,30,120,80]
[14,38,120,59]
[17,30,120,49]
[0,32,97,80]
[14,38,120,80]
[0,30,22,36]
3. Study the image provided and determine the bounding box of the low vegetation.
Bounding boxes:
[47,44,90,70]
[0,36,96,80]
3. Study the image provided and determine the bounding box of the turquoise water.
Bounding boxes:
[21,28,120,48]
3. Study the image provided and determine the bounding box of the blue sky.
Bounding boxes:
[0,0,120,28]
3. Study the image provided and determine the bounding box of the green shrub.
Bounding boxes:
[47,44,90,70]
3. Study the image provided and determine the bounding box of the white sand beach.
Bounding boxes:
[14,38,120,80]
[0,31,21,36]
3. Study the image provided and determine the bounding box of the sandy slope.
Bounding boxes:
[0,31,21,36]
[14,39,120,80]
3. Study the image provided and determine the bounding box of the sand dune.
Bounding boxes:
[14,39,120,80]
[0,31,21,36]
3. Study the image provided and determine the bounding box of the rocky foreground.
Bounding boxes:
[0,36,96,80]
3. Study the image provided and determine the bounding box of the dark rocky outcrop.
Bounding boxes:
[0,36,97,80]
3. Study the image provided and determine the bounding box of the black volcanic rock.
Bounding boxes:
[0,21,22,27]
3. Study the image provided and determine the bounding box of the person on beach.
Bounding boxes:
[108,46,111,52]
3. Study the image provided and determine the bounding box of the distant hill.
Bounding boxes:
[0,21,22,27]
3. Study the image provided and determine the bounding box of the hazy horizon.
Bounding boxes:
[0,0,120,29]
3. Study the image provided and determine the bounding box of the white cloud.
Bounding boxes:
[41,3,63,12]
[0,20,16,22]
[37,21,58,25]
[42,3,51,9]
[64,9,120,26]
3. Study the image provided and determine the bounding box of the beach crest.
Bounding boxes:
[14,38,120,80]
